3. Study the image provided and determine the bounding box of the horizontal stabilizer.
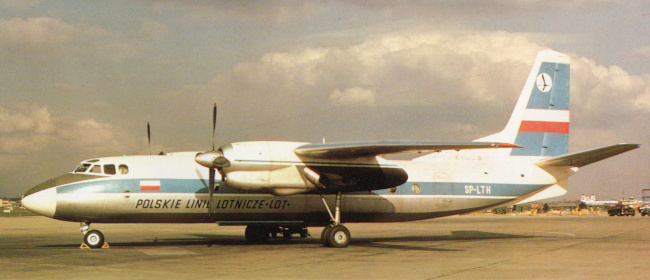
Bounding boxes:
[536,143,639,167]
[295,141,520,159]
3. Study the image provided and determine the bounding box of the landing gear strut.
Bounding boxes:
[320,192,350,248]
[80,222,108,249]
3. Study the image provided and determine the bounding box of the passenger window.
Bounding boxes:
[118,164,129,175]
[90,165,102,173]
[411,184,421,194]
[104,164,116,175]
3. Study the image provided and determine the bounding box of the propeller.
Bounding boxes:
[147,122,151,155]
[194,103,232,215]
[209,103,216,215]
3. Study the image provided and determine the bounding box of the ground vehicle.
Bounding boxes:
[608,204,636,216]
[638,206,650,216]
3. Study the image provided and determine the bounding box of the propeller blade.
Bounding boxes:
[212,103,217,151]
[147,122,151,155]
[208,168,215,216]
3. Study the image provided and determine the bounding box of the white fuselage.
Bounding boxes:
[22,146,570,226]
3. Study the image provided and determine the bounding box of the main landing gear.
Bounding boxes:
[320,192,351,248]
[244,225,309,243]
[80,222,109,249]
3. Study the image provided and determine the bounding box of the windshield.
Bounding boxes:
[73,163,91,173]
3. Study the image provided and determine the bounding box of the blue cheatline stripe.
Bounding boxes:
[511,132,568,156]
[55,178,549,198]
[56,178,222,194]
[526,63,570,110]
[375,182,548,197]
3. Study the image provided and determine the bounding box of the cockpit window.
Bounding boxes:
[104,164,116,175]
[74,163,91,173]
[90,165,102,174]
[118,164,129,175]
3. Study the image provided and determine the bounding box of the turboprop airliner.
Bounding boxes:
[22,50,639,248]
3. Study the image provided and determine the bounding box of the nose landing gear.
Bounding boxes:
[80,222,109,249]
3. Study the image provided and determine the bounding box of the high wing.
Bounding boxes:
[536,143,640,167]
[294,141,520,159]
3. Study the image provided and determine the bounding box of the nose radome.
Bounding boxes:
[22,187,56,218]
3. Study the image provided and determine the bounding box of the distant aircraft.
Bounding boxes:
[22,50,639,248]
[580,195,620,206]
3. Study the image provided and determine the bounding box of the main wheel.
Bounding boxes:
[321,225,334,247]
[245,225,270,243]
[84,230,104,249]
[326,225,350,248]
[282,228,292,240]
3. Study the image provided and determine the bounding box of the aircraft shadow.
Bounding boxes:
[39,230,533,252]
[352,230,532,251]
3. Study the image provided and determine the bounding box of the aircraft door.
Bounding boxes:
[432,171,453,209]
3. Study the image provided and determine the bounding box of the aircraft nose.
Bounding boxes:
[22,187,56,218]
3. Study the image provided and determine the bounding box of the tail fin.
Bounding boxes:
[476,50,570,157]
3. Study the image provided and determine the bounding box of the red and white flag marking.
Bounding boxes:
[140,180,161,191]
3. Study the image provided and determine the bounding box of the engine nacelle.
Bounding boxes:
[219,141,317,195]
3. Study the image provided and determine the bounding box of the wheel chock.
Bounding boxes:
[79,242,110,249]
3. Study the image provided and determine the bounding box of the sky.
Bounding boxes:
[0,0,648,201]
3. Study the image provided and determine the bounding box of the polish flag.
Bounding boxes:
[140,180,161,191]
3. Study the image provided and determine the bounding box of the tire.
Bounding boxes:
[245,226,270,243]
[321,225,333,247]
[84,230,104,249]
[327,225,350,248]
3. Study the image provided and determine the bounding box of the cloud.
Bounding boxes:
[162,29,648,150]
[634,87,650,110]
[0,103,55,135]
[149,0,319,23]
[0,0,38,12]
[632,46,650,57]
[207,30,547,117]
[0,17,76,51]
[329,87,376,107]
[0,103,124,154]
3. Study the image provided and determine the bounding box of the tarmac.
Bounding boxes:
[1,214,649,279]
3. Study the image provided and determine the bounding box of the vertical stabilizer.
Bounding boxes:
[476,50,570,157]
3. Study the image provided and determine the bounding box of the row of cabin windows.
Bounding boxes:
[74,163,129,175]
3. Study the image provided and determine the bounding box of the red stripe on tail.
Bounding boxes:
[519,121,569,133]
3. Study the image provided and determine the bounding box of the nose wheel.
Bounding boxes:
[84,230,105,248]
[80,222,109,249]
[319,192,351,248]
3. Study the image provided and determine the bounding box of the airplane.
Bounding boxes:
[579,195,620,207]
[21,50,639,248]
